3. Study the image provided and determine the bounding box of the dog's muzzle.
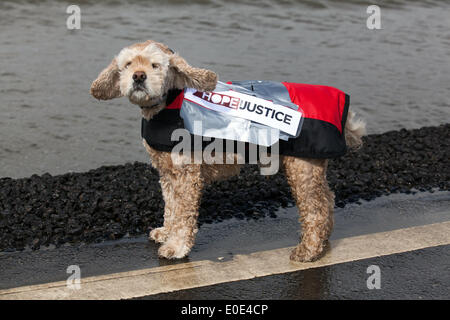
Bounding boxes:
[139,92,168,109]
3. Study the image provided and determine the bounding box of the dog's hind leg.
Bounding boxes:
[157,164,204,259]
[282,156,335,262]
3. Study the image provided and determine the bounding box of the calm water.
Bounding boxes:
[0,0,449,178]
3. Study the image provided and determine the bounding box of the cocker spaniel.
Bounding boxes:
[90,40,365,262]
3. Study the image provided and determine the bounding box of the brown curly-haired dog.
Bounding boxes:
[91,40,365,262]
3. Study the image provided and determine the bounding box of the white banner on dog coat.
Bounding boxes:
[184,88,302,136]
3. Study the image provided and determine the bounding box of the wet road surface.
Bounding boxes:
[0,190,449,299]
[143,244,450,300]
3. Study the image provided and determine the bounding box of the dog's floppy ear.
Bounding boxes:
[90,58,123,100]
[169,54,218,92]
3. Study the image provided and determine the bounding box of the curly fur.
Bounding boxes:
[91,40,366,262]
[90,58,123,100]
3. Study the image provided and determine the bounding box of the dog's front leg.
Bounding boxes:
[149,174,174,244]
[157,164,204,259]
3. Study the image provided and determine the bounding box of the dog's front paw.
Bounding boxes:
[158,240,191,259]
[149,227,169,243]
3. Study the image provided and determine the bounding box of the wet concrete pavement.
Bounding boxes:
[143,244,450,300]
[1,190,449,299]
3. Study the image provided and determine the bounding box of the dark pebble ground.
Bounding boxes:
[0,124,449,252]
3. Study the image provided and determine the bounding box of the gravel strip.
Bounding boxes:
[0,124,449,252]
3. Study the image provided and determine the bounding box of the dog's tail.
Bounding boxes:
[344,110,366,150]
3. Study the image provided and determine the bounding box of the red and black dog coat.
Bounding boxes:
[141,81,350,159]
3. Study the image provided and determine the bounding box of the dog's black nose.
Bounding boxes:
[133,71,147,82]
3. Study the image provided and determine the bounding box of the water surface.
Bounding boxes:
[1,0,449,177]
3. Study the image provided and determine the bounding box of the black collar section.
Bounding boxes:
[165,88,183,106]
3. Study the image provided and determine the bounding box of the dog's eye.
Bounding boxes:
[152,63,160,69]
[125,61,132,69]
